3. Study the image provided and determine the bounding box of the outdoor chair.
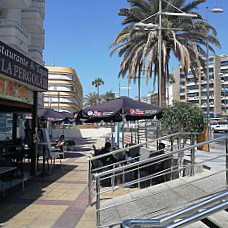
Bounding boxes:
[40,128,64,174]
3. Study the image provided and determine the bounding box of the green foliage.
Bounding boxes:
[110,0,220,107]
[161,101,205,133]
[83,92,100,107]
[100,91,115,102]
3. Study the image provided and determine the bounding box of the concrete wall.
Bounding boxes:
[48,128,112,140]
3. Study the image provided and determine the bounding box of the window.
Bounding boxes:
[221,69,228,74]
[221,61,228,66]
[201,91,213,96]
[187,85,199,90]
[0,113,13,140]
[188,92,198,97]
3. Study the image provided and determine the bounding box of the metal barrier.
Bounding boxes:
[93,134,228,227]
[88,132,197,206]
[122,190,228,228]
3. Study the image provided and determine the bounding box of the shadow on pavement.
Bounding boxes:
[0,163,77,223]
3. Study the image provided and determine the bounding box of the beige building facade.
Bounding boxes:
[43,66,83,113]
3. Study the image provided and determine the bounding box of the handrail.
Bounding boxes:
[88,131,198,205]
[95,134,228,227]
[122,190,228,227]
[89,132,197,161]
[94,134,228,179]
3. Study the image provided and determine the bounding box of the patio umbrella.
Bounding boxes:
[77,96,162,148]
[77,96,162,122]
[60,111,75,122]
[38,108,65,121]
[57,112,75,135]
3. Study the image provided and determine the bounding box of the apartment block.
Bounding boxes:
[172,54,228,116]
[43,66,83,113]
[0,0,45,64]
[0,0,46,107]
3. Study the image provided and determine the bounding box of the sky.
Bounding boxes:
[43,0,228,100]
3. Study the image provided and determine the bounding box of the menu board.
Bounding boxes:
[0,78,28,103]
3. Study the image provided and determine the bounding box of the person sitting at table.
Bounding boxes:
[56,135,65,152]
[96,142,118,166]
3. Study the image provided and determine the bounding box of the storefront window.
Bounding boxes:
[0,113,13,140]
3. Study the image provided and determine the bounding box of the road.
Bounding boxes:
[213,132,228,148]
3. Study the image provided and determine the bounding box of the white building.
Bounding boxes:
[0,0,45,107]
[172,54,228,116]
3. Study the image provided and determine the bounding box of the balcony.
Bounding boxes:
[0,0,29,9]
[22,7,43,33]
[0,19,30,54]
[31,31,45,50]
[32,0,45,19]
[28,45,43,64]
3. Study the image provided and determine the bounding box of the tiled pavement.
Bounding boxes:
[0,137,102,228]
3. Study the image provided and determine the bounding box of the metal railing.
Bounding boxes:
[93,134,228,227]
[88,132,197,205]
[122,190,228,228]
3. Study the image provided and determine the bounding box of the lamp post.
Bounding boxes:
[206,7,223,122]
[115,81,131,97]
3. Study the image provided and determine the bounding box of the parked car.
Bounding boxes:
[210,121,228,133]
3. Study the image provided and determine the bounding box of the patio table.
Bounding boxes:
[0,166,17,197]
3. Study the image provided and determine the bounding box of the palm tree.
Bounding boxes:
[83,92,99,107]
[92,78,104,97]
[100,91,116,102]
[110,0,220,107]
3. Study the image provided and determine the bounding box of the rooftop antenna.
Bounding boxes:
[53,56,56,66]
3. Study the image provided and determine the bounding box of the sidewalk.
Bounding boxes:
[0,137,102,228]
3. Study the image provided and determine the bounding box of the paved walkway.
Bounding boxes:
[0,137,102,228]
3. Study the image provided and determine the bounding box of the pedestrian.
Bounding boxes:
[152,142,166,184]
[56,135,65,152]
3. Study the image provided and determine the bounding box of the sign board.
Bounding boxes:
[0,40,48,91]
[0,78,28,103]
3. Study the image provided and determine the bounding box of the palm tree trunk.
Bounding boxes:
[161,71,166,107]
[138,75,141,101]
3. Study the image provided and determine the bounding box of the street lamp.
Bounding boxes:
[115,81,131,97]
[206,7,223,122]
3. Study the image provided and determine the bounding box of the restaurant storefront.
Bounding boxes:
[0,40,48,175]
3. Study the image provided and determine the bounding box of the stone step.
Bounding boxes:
[185,221,209,227]
[99,170,227,227]
[206,210,228,228]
